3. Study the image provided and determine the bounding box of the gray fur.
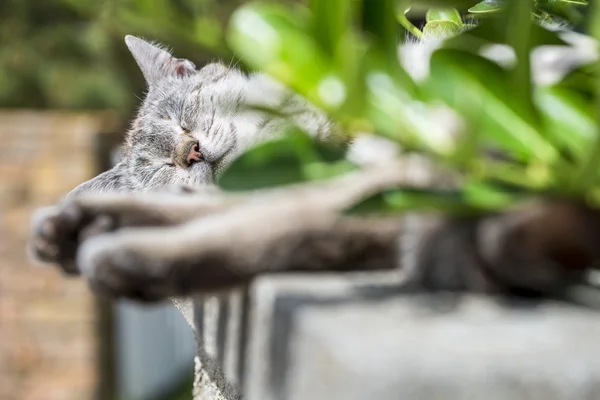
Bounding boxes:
[30,161,600,301]
[29,32,600,302]
[68,36,337,197]
[67,32,598,197]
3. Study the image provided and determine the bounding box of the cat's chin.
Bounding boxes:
[187,161,215,186]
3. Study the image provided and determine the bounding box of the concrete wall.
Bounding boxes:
[189,272,600,400]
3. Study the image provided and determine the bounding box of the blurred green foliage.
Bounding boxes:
[3,0,600,214]
[219,128,355,191]
[0,0,242,111]
[219,0,600,213]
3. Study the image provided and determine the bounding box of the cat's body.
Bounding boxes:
[29,31,600,304]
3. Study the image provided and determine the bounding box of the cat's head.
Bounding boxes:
[68,36,255,197]
[123,35,254,189]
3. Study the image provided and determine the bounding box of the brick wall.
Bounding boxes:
[0,110,121,400]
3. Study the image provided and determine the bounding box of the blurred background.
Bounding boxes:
[0,0,594,399]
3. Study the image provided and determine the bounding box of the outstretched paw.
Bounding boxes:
[29,201,118,274]
[477,201,600,295]
[77,232,198,301]
[75,214,258,301]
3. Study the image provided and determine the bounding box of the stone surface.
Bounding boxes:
[192,294,243,400]
[241,274,600,400]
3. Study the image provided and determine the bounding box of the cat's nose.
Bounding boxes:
[187,141,202,164]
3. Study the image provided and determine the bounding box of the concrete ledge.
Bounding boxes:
[187,272,600,400]
[192,293,244,400]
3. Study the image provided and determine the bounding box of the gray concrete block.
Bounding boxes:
[243,274,600,400]
[192,295,243,400]
[223,289,247,386]
[244,272,406,400]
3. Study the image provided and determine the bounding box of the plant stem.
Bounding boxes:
[507,0,536,123]
[397,10,422,39]
[572,1,600,193]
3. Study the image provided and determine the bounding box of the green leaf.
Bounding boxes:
[469,0,504,13]
[309,0,353,55]
[218,129,353,191]
[401,0,482,8]
[422,20,463,39]
[426,8,463,25]
[193,17,223,49]
[536,0,588,6]
[555,63,598,102]
[505,0,537,134]
[346,188,472,215]
[397,9,423,39]
[347,183,521,216]
[227,4,333,108]
[456,17,567,47]
[363,68,455,155]
[427,49,557,163]
[477,159,552,189]
[535,0,588,25]
[571,0,600,192]
[362,0,398,59]
[535,87,595,162]
[462,181,520,210]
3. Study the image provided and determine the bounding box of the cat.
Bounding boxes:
[69,29,597,196]
[29,159,600,302]
[29,32,600,304]
[67,35,341,197]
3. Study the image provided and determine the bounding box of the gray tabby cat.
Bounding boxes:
[29,33,600,303]
[67,31,599,196]
[70,35,338,196]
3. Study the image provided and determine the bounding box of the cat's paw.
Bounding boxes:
[29,201,117,274]
[75,220,247,301]
[476,201,600,294]
[77,234,182,301]
[30,206,67,266]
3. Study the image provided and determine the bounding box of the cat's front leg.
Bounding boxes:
[74,204,402,301]
[408,200,600,297]
[476,200,600,295]
[28,189,242,274]
[28,158,445,275]
[30,205,87,274]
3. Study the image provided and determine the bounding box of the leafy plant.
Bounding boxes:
[220,0,600,217]
[8,0,598,217]
[0,0,241,111]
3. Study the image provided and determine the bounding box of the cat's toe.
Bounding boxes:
[29,207,72,265]
[29,200,118,275]
[78,236,174,302]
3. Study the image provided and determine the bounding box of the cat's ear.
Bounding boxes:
[124,35,196,87]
